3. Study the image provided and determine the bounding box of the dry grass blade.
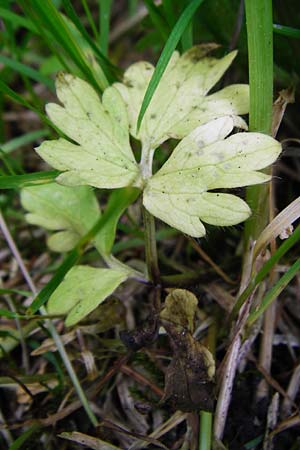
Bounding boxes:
[128,411,187,450]
[281,363,300,417]
[253,196,300,260]
[59,431,121,449]
[270,414,300,438]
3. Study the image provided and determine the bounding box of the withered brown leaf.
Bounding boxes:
[160,289,215,412]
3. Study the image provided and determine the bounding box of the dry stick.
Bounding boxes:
[188,237,236,285]
[213,241,258,441]
[0,210,98,427]
[281,363,300,418]
[214,292,255,440]
[256,90,293,402]
[120,364,164,397]
[263,392,279,450]
[128,411,187,450]
[1,353,130,430]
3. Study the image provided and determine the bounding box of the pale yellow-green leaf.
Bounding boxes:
[47,265,127,326]
[143,119,282,237]
[114,46,249,149]
[21,183,100,252]
[36,73,140,189]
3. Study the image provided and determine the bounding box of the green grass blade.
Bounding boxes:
[0,288,31,296]
[8,425,41,450]
[18,0,108,91]
[273,24,300,39]
[162,0,177,27]
[61,0,116,81]
[244,0,273,243]
[180,0,194,51]
[0,55,54,90]
[1,130,49,154]
[245,0,273,134]
[0,79,55,128]
[231,226,300,319]
[0,7,37,32]
[28,250,81,314]
[0,171,60,189]
[248,257,300,326]
[136,0,205,131]
[81,0,98,40]
[0,79,38,111]
[99,0,112,56]
[143,0,170,42]
[95,187,140,255]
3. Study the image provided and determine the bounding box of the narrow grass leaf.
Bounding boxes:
[95,188,140,255]
[81,0,98,40]
[99,0,112,56]
[59,431,121,449]
[231,226,300,319]
[180,0,194,51]
[19,0,107,91]
[0,309,46,320]
[1,130,49,154]
[28,248,81,314]
[254,196,300,259]
[137,0,205,131]
[248,258,300,326]
[273,24,300,39]
[244,0,273,244]
[0,55,54,90]
[61,0,116,82]
[0,288,31,297]
[162,0,176,27]
[0,79,53,127]
[0,7,37,32]
[144,0,170,42]
[8,425,41,450]
[0,171,60,189]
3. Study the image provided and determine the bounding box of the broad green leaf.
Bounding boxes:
[36,73,141,189]
[21,183,139,255]
[47,265,127,326]
[143,117,282,237]
[115,45,249,150]
[21,183,100,252]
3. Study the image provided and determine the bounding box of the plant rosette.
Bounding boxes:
[22,45,281,325]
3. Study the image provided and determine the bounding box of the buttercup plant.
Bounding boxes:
[21,45,281,325]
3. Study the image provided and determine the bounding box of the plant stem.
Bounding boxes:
[199,321,216,450]
[244,0,273,244]
[142,206,160,285]
[199,412,212,450]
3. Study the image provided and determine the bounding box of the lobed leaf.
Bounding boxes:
[47,265,127,326]
[21,183,100,252]
[143,117,282,237]
[36,73,141,189]
[115,45,249,150]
